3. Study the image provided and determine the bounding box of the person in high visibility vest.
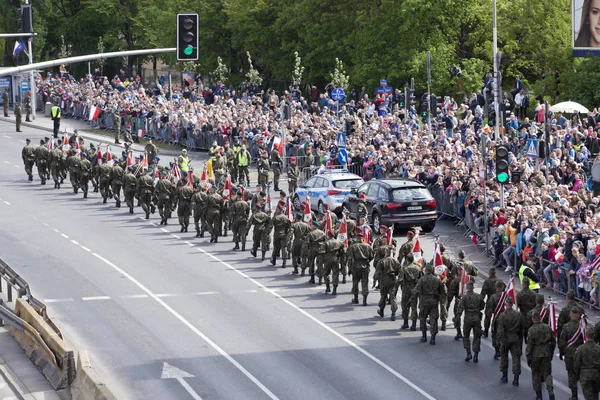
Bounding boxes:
[518,259,541,292]
[178,149,190,173]
[237,145,251,185]
[51,105,61,138]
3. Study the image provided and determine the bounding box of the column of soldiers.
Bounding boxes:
[20,138,600,400]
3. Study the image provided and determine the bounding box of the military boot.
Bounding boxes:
[455,327,463,340]
[270,256,276,266]
[309,275,315,284]
[482,329,489,338]
[410,320,417,331]
[420,332,427,343]
[233,242,240,250]
[301,269,306,276]
[116,199,121,208]
[500,372,508,383]
[441,321,446,331]
[465,349,473,362]
[512,375,519,387]
[197,229,202,238]
[281,260,286,268]
[180,225,185,233]
[402,319,409,329]
[83,191,88,199]
[377,308,384,318]
[293,267,299,275]
[103,197,107,204]
[145,210,150,219]
[325,283,331,293]
[241,243,245,251]
[250,249,257,257]
[547,387,555,400]
[342,275,346,284]
[331,285,337,295]
[129,206,134,214]
[473,352,479,363]
[390,312,396,321]
[212,234,217,242]
[261,251,266,261]
[570,388,578,400]
[535,390,542,400]
[351,294,359,304]
[493,347,500,360]
[362,295,368,306]
[318,276,322,285]
[429,333,436,345]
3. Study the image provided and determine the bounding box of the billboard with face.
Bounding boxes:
[573,0,600,54]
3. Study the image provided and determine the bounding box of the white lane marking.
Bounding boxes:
[4,135,12,139]
[19,140,25,143]
[121,294,148,299]
[150,223,158,227]
[44,298,74,303]
[80,246,91,252]
[156,293,176,298]
[193,291,219,296]
[3,201,10,206]
[71,240,79,245]
[243,289,258,294]
[195,247,435,400]
[160,228,169,233]
[91,252,279,399]
[82,296,111,301]
[43,223,49,227]
[61,233,69,239]
[184,241,193,246]
[171,234,181,240]
[4,161,9,164]
[14,164,19,168]
[52,229,59,233]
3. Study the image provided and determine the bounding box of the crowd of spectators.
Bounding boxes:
[36,70,600,307]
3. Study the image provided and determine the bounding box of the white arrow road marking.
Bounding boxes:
[161,362,203,400]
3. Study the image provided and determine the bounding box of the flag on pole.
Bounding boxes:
[126,151,133,167]
[386,225,394,246]
[173,163,181,182]
[89,105,101,121]
[325,210,333,233]
[97,149,103,165]
[266,184,272,212]
[459,263,470,296]
[492,277,515,327]
[138,129,145,138]
[75,141,81,158]
[541,299,558,336]
[286,197,294,222]
[223,176,232,200]
[272,136,283,156]
[412,234,422,266]
[62,133,70,152]
[200,166,207,181]
[363,225,371,244]
[154,167,159,181]
[303,195,312,224]
[48,138,54,150]
[507,275,517,309]
[106,151,114,167]
[142,152,148,169]
[433,242,447,281]
[188,169,194,190]
[12,41,26,58]
[337,215,348,246]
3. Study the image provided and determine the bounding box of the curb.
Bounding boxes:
[0,356,36,400]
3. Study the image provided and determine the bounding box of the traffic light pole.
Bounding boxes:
[426,51,432,136]
[481,135,490,256]
[26,0,35,119]
[492,0,500,141]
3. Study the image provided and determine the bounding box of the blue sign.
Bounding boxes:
[0,76,11,105]
[20,81,29,92]
[375,87,393,94]
[336,132,347,148]
[526,139,538,158]
[331,88,345,101]
[338,148,348,165]
[380,79,388,87]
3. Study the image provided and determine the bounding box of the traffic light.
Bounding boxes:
[495,145,509,184]
[345,120,355,135]
[511,171,521,184]
[398,93,405,108]
[488,107,496,127]
[538,139,547,159]
[18,4,32,34]
[177,13,198,61]
[504,109,511,125]
[408,88,416,107]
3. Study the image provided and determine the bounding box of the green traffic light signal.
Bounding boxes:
[184,45,194,56]
[497,172,508,183]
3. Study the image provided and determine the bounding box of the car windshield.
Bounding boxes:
[333,179,363,189]
[391,187,432,202]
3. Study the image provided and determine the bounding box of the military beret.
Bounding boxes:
[122,150,127,156]
[407,230,415,238]
[155,156,160,160]
[256,183,262,188]
[211,184,218,189]
[317,210,325,216]
[312,220,321,227]
[279,190,286,197]
[81,152,87,157]
[182,170,188,175]
[380,225,389,231]
[89,143,96,149]
[25,138,31,142]
[259,191,266,197]
[232,186,239,192]
[127,166,133,171]
[219,181,225,186]
[296,212,303,218]
[143,167,148,171]
[135,155,140,159]
[164,166,171,171]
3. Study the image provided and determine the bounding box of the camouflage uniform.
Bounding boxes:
[526,321,556,397]
[271,212,291,267]
[67,152,81,193]
[99,162,112,203]
[123,170,137,213]
[307,226,326,283]
[110,163,124,207]
[137,172,155,219]
[246,208,270,259]
[191,187,208,237]
[291,219,310,274]
[456,290,485,357]
[155,176,174,224]
[79,157,92,198]
[21,142,35,181]
[375,253,400,319]
[574,340,600,400]
[412,271,443,342]
[347,240,374,305]
[398,261,421,329]
[231,195,250,249]
[559,318,585,395]
[497,308,524,378]
[205,190,223,241]
[34,143,49,184]
[321,237,345,294]
[174,184,194,232]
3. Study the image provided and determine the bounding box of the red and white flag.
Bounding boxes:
[173,163,181,182]
[89,105,101,121]
[304,195,312,224]
[97,149,103,165]
[545,301,558,336]
[412,234,422,266]
[188,169,194,190]
[386,225,394,246]
[459,263,470,296]
[363,225,371,244]
[337,215,348,246]
[286,197,294,222]
[223,176,232,199]
[433,243,447,281]
[492,277,516,327]
[272,136,283,156]
[126,151,133,167]
[106,151,114,167]
[325,210,333,233]
[567,314,588,347]
[48,138,54,150]
[142,152,148,169]
[138,129,145,138]
[200,167,208,181]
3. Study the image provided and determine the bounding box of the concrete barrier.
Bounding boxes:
[8,299,75,390]
[71,351,117,400]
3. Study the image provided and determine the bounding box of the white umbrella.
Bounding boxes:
[548,101,589,114]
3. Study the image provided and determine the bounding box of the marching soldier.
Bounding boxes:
[375,246,400,320]
[307,221,326,284]
[456,282,485,362]
[482,267,505,337]
[213,150,226,186]
[357,193,368,220]
[99,157,112,203]
[191,184,208,237]
[34,139,49,185]
[398,252,421,330]
[231,189,250,250]
[412,264,443,345]
[321,229,345,295]
[397,230,416,266]
[287,157,300,195]
[558,306,585,400]
[123,166,137,214]
[291,213,310,275]
[137,168,155,219]
[271,145,283,191]
[79,152,92,198]
[223,142,235,181]
[257,150,270,191]
[246,203,270,260]
[372,225,396,289]
[487,281,506,360]
[497,297,524,386]
[110,157,124,207]
[271,203,291,267]
[174,180,193,232]
[574,327,600,400]
[49,139,63,188]
[348,228,374,306]
[113,110,121,144]
[450,250,478,340]
[156,171,174,225]
[21,138,35,181]
[67,149,81,193]
[518,277,538,343]
[526,311,556,400]
[558,290,577,339]
[205,185,223,242]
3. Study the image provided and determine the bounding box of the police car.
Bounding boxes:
[293,170,364,214]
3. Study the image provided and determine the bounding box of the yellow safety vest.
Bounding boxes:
[238,152,249,167]
[51,106,61,119]
[179,155,189,172]
[519,265,541,290]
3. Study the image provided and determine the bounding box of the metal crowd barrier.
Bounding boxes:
[0,258,48,319]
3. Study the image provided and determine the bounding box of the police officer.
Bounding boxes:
[237,145,251,185]
[51,103,61,138]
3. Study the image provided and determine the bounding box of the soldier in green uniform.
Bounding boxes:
[357,193,368,220]
[231,139,241,183]
[110,158,124,207]
[79,152,92,198]
[21,139,35,181]
[497,297,524,386]
[398,252,421,330]
[525,295,549,338]
[321,229,345,295]
[291,213,310,275]
[205,185,223,242]
[450,250,478,340]
[257,150,270,191]
[231,189,250,250]
[145,139,159,164]
[574,326,600,400]
[67,149,81,193]
[487,281,506,360]
[307,221,326,284]
[123,166,137,213]
[113,111,121,144]
[303,146,314,179]
[412,264,443,345]
[156,171,174,225]
[375,246,400,321]
[287,157,300,195]
[437,244,454,331]
[347,229,374,306]
[98,158,112,204]
[213,151,226,187]
[271,203,291,267]
[49,140,63,188]
[526,311,556,400]
[174,181,193,232]
[25,91,31,122]
[2,89,8,117]
[397,230,416,266]
[191,184,207,237]
[14,103,22,132]
[34,139,49,185]
[517,277,538,343]
[137,168,155,219]
[271,146,283,191]
[558,307,585,400]
[456,282,485,362]
[247,203,270,259]
[372,225,396,290]
[558,290,577,339]
[481,267,505,337]
[223,142,235,180]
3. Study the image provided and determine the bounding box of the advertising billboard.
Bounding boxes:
[0,76,12,105]
[573,0,600,56]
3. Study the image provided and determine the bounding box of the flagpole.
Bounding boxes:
[25,0,36,120]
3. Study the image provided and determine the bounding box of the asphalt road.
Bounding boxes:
[0,120,579,399]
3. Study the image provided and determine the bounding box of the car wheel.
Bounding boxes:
[293,195,301,210]
[422,221,436,233]
[372,212,381,233]
[318,201,324,214]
